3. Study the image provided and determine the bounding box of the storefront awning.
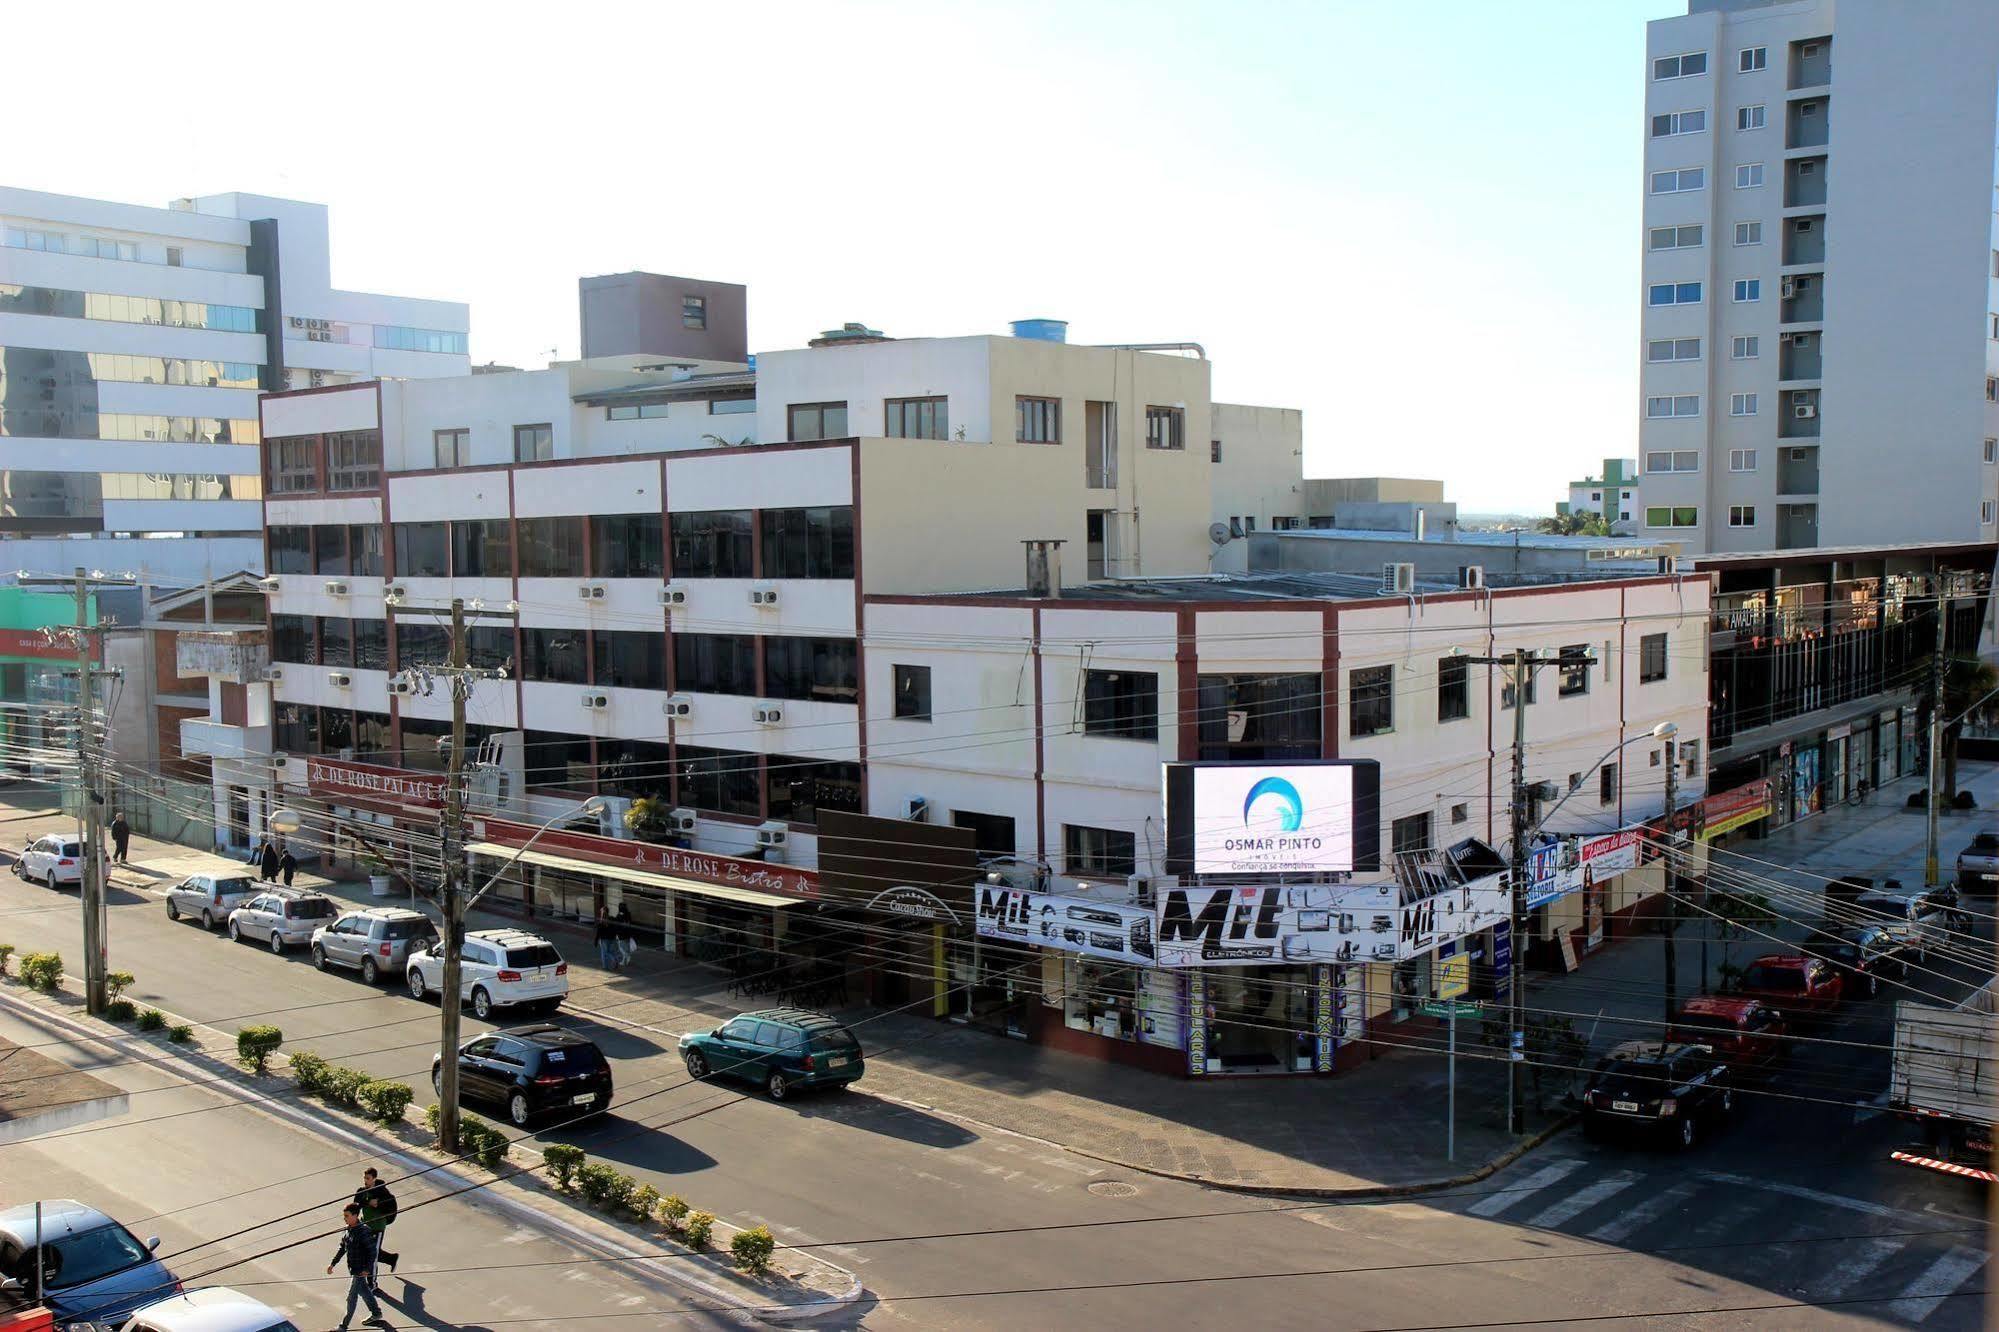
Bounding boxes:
[464,842,804,910]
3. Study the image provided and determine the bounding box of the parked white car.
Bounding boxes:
[226,890,339,954]
[15,834,83,888]
[165,873,261,931]
[117,1285,301,1331]
[407,928,569,1019]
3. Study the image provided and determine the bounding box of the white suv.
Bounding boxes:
[15,835,83,888]
[407,928,569,1019]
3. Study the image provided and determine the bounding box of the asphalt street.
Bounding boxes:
[0,808,1990,1329]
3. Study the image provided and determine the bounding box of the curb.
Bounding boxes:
[0,985,862,1325]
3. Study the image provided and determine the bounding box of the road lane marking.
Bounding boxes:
[1466,1159,1585,1218]
[1586,1179,1698,1246]
[1811,1236,1901,1302]
[1885,1245,1986,1323]
[1699,1170,1925,1224]
[1523,1171,1640,1230]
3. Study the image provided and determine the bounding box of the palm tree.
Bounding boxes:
[1918,653,1999,802]
[1537,511,1614,537]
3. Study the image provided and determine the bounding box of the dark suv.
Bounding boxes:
[679,1008,865,1100]
[1805,923,1916,998]
[1581,1041,1732,1149]
[432,1025,613,1128]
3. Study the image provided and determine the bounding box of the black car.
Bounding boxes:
[1581,1041,1732,1149]
[432,1025,612,1128]
[1806,923,1916,998]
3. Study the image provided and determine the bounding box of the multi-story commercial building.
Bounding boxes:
[0,187,468,579]
[1636,0,1999,553]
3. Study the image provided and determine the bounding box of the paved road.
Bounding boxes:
[0,814,1989,1328]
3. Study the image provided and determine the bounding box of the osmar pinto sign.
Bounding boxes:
[1163,760,1382,877]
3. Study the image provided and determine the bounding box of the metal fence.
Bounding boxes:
[97,773,216,852]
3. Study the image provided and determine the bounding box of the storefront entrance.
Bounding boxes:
[1203,967,1314,1073]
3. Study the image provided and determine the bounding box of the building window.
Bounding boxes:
[1649,167,1706,194]
[1739,46,1767,72]
[1646,449,1699,472]
[951,810,1017,861]
[325,430,381,491]
[1646,506,1700,528]
[1729,504,1757,527]
[1015,396,1061,444]
[1681,739,1701,780]
[1648,281,1702,306]
[710,396,754,415]
[1083,669,1159,740]
[1500,662,1537,710]
[1737,104,1766,130]
[675,744,762,818]
[884,397,948,440]
[1652,52,1707,80]
[1734,163,1765,189]
[591,513,664,579]
[1988,378,1998,403]
[1554,644,1590,697]
[1648,225,1703,251]
[669,510,754,578]
[1600,763,1618,805]
[434,428,469,469]
[1732,278,1761,303]
[759,506,855,578]
[1734,221,1762,246]
[1211,439,1222,463]
[763,636,859,703]
[1730,392,1759,416]
[606,403,671,421]
[1348,664,1394,737]
[354,619,389,671]
[268,436,318,493]
[450,518,510,577]
[1145,406,1185,451]
[270,614,313,663]
[1064,824,1136,879]
[893,664,932,721]
[1984,501,1997,526]
[1645,397,1701,420]
[516,516,586,578]
[512,423,552,463]
[1639,632,1668,683]
[520,628,587,684]
[1437,655,1470,722]
[268,526,310,574]
[1196,673,1321,760]
[1391,812,1432,858]
[1729,448,1758,471]
[391,522,448,577]
[1450,802,1469,825]
[682,294,706,330]
[673,633,757,695]
[1647,337,1701,363]
[1650,109,1706,137]
[787,401,848,441]
[1984,438,1996,464]
[765,755,862,828]
[1731,335,1760,359]
[592,630,667,691]
[1991,314,1998,340]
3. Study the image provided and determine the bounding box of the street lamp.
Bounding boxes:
[268,808,304,836]
[1528,721,1678,837]
[465,796,605,912]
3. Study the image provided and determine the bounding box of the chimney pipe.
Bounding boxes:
[1023,540,1064,598]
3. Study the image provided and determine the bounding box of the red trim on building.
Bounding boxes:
[474,815,820,900]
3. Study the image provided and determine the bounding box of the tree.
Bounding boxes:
[1917,652,1999,802]
[1537,511,1613,537]
[624,795,674,843]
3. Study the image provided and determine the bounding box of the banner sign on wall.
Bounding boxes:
[304,755,448,808]
[475,816,820,900]
[1313,964,1335,1071]
[974,887,1155,964]
[1164,760,1382,877]
[1698,778,1773,841]
[1155,883,1384,967]
[1525,826,1644,909]
[1398,873,1512,960]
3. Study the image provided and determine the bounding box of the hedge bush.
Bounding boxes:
[236,1025,282,1075]
[325,1066,371,1110]
[167,1024,193,1044]
[105,970,134,1002]
[630,1182,661,1223]
[105,999,136,1023]
[136,1008,166,1032]
[288,1050,330,1094]
[683,1210,715,1249]
[574,1162,620,1208]
[0,943,15,976]
[423,1101,442,1134]
[465,1118,508,1170]
[19,952,62,993]
[730,1224,776,1276]
[357,1080,414,1124]
[659,1194,690,1230]
[543,1144,586,1190]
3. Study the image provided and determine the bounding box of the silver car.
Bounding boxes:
[165,873,261,931]
[311,907,438,986]
[226,890,338,954]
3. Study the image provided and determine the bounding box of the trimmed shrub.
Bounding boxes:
[19,952,63,994]
[0,943,15,976]
[1909,791,1929,809]
[630,1183,661,1223]
[598,1170,637,1216]
[1954,790,1978,810]
[167,1024,193,1044]
[236,1025,282,1075]
[659,1193,690,1231]
[136,1008,166,1032]
[730,1224,776,1276]
[467,1119,509,1170]
[288,1050,330,1094]
[324,1066,371,1110]
[575,1162,619,1208]
[424,1101,442,1134]
[683,1211,715,1249]
[543,1144,586,1190]
[105,970,134,1002]
[357,1080,415,1124]
[105,999,136,1023]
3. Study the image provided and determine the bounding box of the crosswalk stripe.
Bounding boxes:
[1884,1245,1987,1324]
[1585,1179,1698,1246]
[1466,1159,1586,1218]
[1524,1171,1641,1230]
[1811,1236,1901,1302]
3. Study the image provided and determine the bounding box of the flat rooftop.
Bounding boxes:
[1271,526,1676,557]
[915,568,1663,605]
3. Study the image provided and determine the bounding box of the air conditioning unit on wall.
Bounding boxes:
[749,583,780,608]
[663,693,692,717]
[581,692,609,710]
[1381,562,1416,594]
[659,583,688,607]
[756,821,788,848]
[752,701,784,725]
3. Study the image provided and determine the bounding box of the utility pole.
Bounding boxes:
[1661,736,1680,1046]
[1925,572,1950,888]
[436,598,472,1155]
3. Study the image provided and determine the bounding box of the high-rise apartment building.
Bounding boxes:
[0,188,468,580]
[1636,0,1999,553]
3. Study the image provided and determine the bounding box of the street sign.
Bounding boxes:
[1421,999,1482,1019]
[1437,950,1471,1000]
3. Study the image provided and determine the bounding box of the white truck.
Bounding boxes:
[1887,981,1997,1183]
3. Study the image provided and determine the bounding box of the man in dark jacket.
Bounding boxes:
[326,1203,389,1328]
[279,843,299,888]
[108,811,130,864]
[354,1167,400,1285]
[259,838,280,883]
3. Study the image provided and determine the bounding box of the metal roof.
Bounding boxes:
[573,371,756,404]
[921,567,1651,605]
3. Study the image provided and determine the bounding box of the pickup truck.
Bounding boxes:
[1955,830,1999,894]
[1887,981,1997,1183]
[1734,953,1843,1022]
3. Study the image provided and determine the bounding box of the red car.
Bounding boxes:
[1734,953,1843,1021]
[1668,995,1788,1076]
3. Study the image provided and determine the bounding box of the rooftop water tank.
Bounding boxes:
[1010,319,1068,344]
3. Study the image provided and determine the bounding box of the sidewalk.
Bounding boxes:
[11,765,1983,1197]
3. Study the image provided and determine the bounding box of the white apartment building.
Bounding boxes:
[0,187,468,580]
[1636,0,1999,553]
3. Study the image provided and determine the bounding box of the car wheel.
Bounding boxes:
[166,897,179,920]
[432,1066,443,1096]
[408,968,428,1002]
[228,919,242,942]
[1675,1115,1698,1150]
[313,945,329,972]
[685,1050,709,1079]
[509,1092,532,1127]
[361,957,379,986]
[47,871,60,892]
[201,910,215,931]
[767,1070,789,1101]
[471,987,493,1021]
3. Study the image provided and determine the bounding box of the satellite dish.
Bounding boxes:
[1208,522,1232,545]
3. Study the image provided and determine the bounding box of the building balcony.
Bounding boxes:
[180,718,272,762]
[1778,331,1823,381]
[1780,274,1824,324]
[1788,36,1831,91]
[1787,97,1829,149]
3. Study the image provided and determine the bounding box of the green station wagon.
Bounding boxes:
[678,1008,865,1100]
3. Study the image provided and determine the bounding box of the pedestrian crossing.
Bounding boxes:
[1459,1154,1989,1326]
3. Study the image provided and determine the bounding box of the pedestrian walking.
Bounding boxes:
[109,811,130,865]
[280,842,299,888]
[259,837,279,883]
[615,902,638,967]
[246,835,267,869]
[354,1166,400,1288]
[327,1203,389,1328]
[595,911,619,970]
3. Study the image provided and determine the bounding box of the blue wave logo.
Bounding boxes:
[1242,777,1304,832]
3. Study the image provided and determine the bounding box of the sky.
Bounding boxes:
[9,0,1684,514]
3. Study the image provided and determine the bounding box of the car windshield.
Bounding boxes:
[11,1222,152,1289]
[289,898,336,919]
[382,918,434,941]
[505,944,562,968]
[1742,963,1805,992]
[214,877,257,894]
[1973,834,1999,851]
[809,1028,861,1054]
